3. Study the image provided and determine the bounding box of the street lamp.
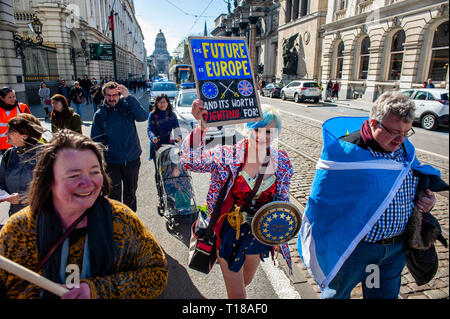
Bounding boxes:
[14,16,44,57]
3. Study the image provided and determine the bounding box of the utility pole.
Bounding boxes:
[109,0,118,81]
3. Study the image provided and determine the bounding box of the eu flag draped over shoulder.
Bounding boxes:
[297,116,440,289]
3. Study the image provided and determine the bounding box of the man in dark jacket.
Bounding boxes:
[57,79,71,102]
[80,75,93,104]
[90,82,148,212]
[90,81,104,113]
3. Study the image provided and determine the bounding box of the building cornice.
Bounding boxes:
[278,11,327,32]
[322,0,448,34]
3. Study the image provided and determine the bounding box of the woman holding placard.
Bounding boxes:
[0,130,168,299]
[180,100,294,299]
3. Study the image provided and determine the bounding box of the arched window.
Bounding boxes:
[359,36,370,79]
[388,30,405,80]
[336,41,344,79]
[429,21,449,82]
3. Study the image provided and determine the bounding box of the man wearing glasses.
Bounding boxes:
[91,82,148,212]
[299,91,439,299]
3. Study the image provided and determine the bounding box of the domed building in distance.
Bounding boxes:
[150,29,171,76]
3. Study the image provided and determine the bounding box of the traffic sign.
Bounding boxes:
[90,43,113,61]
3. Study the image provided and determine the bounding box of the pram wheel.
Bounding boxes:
[166,215,180,231]
[157,205,164,217]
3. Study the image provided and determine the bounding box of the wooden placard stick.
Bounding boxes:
[0,255,69,297]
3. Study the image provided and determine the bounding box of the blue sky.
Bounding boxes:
[135,0,230,56]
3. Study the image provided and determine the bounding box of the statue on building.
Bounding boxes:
[282,34,299,75]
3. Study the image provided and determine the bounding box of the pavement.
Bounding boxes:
[322,98,373,112]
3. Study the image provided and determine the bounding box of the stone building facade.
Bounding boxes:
[7,0,146,104]
[0,0,27,102]
[277,0,328,83]
[320,0,449,102]
[211,0,279,84]
[150,30,171,76]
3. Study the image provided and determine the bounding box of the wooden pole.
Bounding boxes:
[0,255,69,297]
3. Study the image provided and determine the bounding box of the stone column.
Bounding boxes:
[0,0,26,102]
[400,41,423,90]
[36,4,74,82]
[248,16,259,73]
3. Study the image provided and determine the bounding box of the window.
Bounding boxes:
[300,0,309,17]
[339,0,348,10]
[293,0,299,20]
[336,41,345,79]
[414,91,428,100]
[359,36,370,79]
[429,21,449,82]
[388,30,405,80]
[285,0,292,22]
[403,90,415,98]
[303,82,319,87]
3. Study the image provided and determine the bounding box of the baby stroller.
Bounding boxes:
[155,144,198,230]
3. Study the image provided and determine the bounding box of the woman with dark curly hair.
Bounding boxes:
[50,94,82,134]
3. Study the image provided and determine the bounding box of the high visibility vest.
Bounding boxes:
[0,103,31,150]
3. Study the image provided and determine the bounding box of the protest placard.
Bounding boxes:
[188,36,262,127]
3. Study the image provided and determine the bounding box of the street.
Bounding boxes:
[1,90,448,299]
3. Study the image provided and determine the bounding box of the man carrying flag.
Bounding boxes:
[298,91,441,299]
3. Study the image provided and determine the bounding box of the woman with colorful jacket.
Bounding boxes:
[180,100,293,299]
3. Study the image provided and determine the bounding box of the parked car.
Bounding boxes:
[280,80,321,103]
[149,81,178,109]
[402,88,449,131]
[261,83,284,98]
[173,88,236,144]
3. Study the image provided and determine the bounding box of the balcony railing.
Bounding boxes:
[358,0,374,14]
[385,0,403,5]
[335,9,347,21]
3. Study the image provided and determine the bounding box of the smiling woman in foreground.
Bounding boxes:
[0,130,168,299]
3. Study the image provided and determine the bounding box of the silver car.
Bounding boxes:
[149,81,179,109]
[402,88,449,130]
[174,88,236,144]
[280,80,322,103]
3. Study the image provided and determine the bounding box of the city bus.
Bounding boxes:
[168,64,194,87]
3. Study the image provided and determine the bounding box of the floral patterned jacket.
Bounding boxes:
[180,126,294,218]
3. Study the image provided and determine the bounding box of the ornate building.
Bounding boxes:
[211,0,279,83]
[150,30,171,76]
[277,0,328,82]
[6,0,147,104]
[320,0,449,101]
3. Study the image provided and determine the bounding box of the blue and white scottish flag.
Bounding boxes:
[297,116,440,289]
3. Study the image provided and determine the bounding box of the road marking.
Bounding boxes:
[259,257,302,299]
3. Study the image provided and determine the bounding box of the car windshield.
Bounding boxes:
[303,82,319,87]
[178,92,197,107]
[441,93,448,101]
[274,83,283,88]
[152,83,178,91]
